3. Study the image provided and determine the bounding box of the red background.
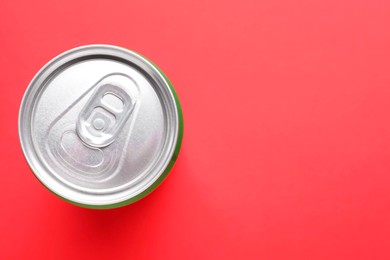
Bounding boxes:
[1,0,390,259]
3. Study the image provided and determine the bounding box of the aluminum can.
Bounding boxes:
[19,45,183,209]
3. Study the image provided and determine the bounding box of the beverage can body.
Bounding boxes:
[18,45,183,209]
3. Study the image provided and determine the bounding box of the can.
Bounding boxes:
[18,45,183,209]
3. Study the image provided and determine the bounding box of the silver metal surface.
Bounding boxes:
[19,45,180,207]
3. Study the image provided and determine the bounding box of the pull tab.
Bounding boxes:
[76,74,137,148]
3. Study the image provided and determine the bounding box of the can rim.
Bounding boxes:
[18,44,183,208]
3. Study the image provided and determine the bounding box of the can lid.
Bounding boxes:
[19,45,181,207]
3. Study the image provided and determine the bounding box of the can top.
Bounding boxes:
[19,45,180,206]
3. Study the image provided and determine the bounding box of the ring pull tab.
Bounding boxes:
[76,75,137,148]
